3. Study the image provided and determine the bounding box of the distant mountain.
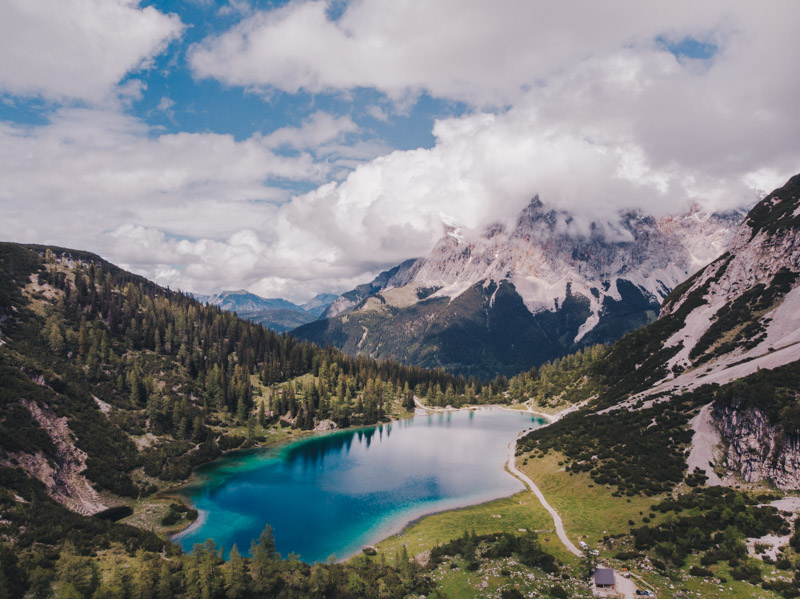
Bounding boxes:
[301,293,339,317]
[293,198,745,377]
[192,289,336,332]
[193,289,304,313]
[238,308,316,332]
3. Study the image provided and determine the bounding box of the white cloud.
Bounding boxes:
[366,105,389,122]
[0,0,183,103]
[262,111,358,150]
[0,107,391,300]
[0,108,314,245]
[187,0,777,106]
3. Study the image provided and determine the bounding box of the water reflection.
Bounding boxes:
[177,408,542,563]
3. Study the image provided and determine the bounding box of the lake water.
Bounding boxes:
[174,407,545,563]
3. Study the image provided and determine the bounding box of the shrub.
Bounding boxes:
[689,566,714,577]
[549,585,569,598]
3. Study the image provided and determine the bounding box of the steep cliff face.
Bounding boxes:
[713,402,800,490]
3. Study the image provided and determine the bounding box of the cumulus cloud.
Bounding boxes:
[0,108,312,251]
[0,107,390,300]
[0,0,183,103]
[188,0,768,106]
[262,111,358,150]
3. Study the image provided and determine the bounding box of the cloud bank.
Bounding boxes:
[1,0,799,301]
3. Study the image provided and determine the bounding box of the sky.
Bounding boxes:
[1,0,799,302]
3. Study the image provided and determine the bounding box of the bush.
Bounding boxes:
[614,551,641,560]
[549,585,569,598]
[776,557,792,570]
[160,508,181,526]
[730,562,762,584]
[93,506,133,522]
[762,580,800,598]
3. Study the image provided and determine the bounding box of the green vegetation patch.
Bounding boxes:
[506,344,606,408]
[518,388,713,496]
[518,452,666,546]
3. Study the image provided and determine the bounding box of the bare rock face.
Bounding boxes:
[713,403,800,490]
[409,199,743,328]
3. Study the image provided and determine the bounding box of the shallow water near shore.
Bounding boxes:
[174,407,544,562]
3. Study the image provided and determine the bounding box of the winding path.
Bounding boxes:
[506,433,582,557]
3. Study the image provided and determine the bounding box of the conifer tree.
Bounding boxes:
[224,545,248,599]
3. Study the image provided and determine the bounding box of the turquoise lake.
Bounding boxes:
[174,407,545,563]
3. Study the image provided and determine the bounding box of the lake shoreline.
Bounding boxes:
[170,407,545,561]
[170,507,209,542]
[164,414,415,538]
[167,401,572,551]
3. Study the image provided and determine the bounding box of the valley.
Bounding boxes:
[1,174,800,598]
[3,3,800,598]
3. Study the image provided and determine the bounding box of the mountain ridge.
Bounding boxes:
[192,289,337,332]
[517,173,800,498]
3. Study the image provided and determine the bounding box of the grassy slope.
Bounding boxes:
[373,490,575,565]
[519,452,665,546]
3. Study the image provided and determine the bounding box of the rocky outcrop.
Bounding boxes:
[314,419,338,432]
[712,403,800,490]
[323,258,423,318]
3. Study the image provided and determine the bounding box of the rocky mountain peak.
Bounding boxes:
[407,200,743,334]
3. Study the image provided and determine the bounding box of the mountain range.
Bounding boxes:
[192,289,337,332]
[293,198,745,378]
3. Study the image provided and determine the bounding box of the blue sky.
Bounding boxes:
[130,1,467,150]
[0,1,798,300]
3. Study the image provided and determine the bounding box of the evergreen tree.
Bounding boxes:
[224,545,248,599]
[250,525,280,595]
[47,320,65,354]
